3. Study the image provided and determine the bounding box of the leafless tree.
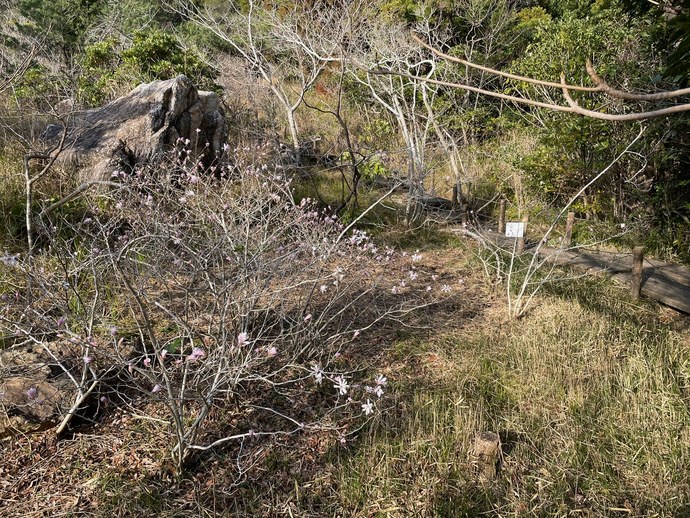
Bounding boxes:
[174,0,349,162]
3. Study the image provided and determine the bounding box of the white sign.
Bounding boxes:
[505,222,525,238]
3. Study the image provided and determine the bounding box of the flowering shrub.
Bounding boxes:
[0,144,454,473]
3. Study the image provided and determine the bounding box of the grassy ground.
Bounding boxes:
[1,230,689,517]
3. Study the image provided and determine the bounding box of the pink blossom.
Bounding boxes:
[152,384,163,393]
[186,347,206,362]
[237,332,250,347]
[266,346,277,358]
[143,357,151,367]
[27,387,38,400]
[83,355,94,364]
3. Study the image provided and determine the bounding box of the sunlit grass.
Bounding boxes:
[334,287,690,516]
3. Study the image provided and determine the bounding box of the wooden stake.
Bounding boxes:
[516,215,528,254]
[563,211,575,248]
[631,246,644,300]
[498,199,506,234]
[472,431,501,481]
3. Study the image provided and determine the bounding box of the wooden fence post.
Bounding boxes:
[516,215,528,254]
[631,246,644,299]
[563,211,575,248]
[498,199,506,234]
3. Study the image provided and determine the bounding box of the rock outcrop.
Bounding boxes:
[47,75,226,182]
[0,343,74,437]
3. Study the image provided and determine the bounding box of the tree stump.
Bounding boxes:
[472,431,501,481]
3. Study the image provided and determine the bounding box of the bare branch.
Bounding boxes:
[368,68,690,121]
[404,33,690,121]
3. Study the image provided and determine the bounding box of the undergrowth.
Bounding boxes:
[1,218,688,516]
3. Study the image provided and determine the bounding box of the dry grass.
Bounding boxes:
[334,274,690,517]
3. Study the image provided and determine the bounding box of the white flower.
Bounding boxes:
[333,375,349,395]
[353,329,360,339]
[267,346,277,357]
[409,271,418,281]
[412,252,422,262]
[152,384,163,393]
[311,364,323,385]
[391,286,399,294]
[441,284,451,293]
[362,399,374,415]
[375,374,388,386]
[320,285,328,293]
[374,385,384,398]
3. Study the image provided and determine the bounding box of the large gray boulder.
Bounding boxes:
[48,75,226,182]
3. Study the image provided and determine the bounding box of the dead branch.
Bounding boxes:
[387,33,690,121]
